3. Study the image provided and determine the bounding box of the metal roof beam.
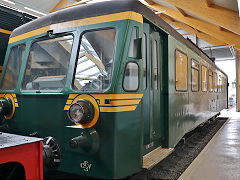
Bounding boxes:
[159,0,240,36]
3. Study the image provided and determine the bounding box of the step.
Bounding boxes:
[143,147,174,169]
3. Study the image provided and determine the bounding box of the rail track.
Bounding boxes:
[130,117,228,180]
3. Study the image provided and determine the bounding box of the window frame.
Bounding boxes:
[152,39,159,90]
[128,26,139,59]
[218,74,222,93]
[213,72,218,92]
[122,61,140,92]
[191,59,199,92]
[175,49,188,92]
[142,32,147,90]
[0,43,26,92]
[72,27,118,92]
[201,65,208,92]
[208,69,213,92]
[20,33,74,92]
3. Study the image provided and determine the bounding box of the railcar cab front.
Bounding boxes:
[0,3,149,178]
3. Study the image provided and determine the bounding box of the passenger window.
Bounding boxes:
[73,29,116,91]
[0,44,25,90]
[128,27,138,58]
[201,65,207,92]
[152,40,158,90]
[191,60,199,92]
[176,50,188,91]
[218,75,222,92]
[222,77,225,92]
[143,33,147,90]
[209,70,213,92]
[123,62,139,91]
[22,35,73,91]
[214,72,217,92]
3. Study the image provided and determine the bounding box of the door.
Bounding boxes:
[142,23,163,154]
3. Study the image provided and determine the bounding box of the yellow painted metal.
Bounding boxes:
[9,26,51,44]
[9,11,143,44]
[0,29,11,35]
[92,94,143,100]
[72,94,99,128]
[99,106,137,113]
[64,94,143,113]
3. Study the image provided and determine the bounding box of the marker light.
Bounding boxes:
[68,99,95,125]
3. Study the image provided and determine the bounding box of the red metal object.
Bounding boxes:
[0,135,43,180]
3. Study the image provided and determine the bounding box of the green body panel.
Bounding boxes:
[167,36,227,147]
[1,19,144,179]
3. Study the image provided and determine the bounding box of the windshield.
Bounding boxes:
[22,35,73,91]
[0,44,25,91]
[73,28,116,91]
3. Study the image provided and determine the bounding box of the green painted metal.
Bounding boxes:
[1,19,144,179]
[0,15,228,180]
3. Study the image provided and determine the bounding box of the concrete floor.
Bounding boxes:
[179,107,240,180]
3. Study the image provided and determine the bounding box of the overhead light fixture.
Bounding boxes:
[24,7,47,16]
[2,0,15,5]
[175,27,184,30]
[155,10,166,14]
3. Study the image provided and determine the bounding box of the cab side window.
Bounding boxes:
[123,62,139,91]
[191,60,199,92]
[0,44,25,90]
[176,50,188,91]
[128,27,138,58]
[214,72,218,92]
[218,75,222,92]
[209,70,213,92]
[201,65,207,92]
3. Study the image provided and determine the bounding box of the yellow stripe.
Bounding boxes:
[14,98,18,103]
[100,106,137,112]
[99,99,141,106]
[66,100,73,105]
[9,26,50,44]
[68,94,78,100]
[11,94,16,97]
[0,94,5,97]
[92,94,143,100]
[50,11,143,30]
[9,11,143,43]
[64,105,71,110]
[0,28,11,35]
[15,103,19,108]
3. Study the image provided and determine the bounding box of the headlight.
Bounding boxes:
[68,99,95,125]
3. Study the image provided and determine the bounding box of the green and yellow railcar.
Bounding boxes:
[0,0,227,179]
